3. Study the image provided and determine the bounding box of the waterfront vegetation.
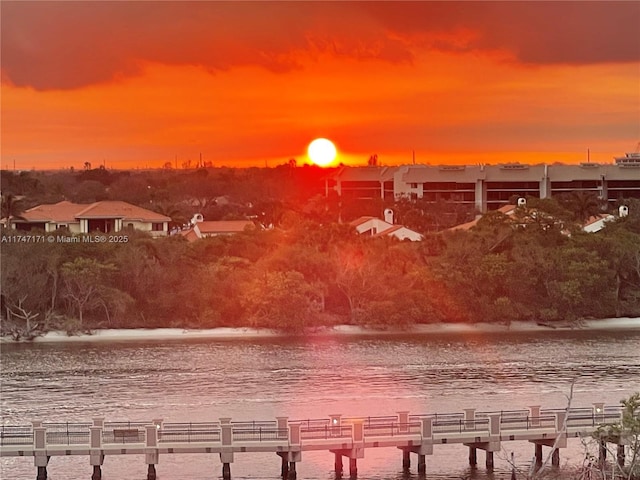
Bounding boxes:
[1,167,640,338]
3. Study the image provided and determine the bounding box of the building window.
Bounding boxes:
[151,223,164,231]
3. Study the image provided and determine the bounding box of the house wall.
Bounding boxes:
[354,218,393,235]
[127,220,168,236]
[389,228,423,241]
[46,222,83,234]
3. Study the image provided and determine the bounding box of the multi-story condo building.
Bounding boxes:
[326,153,640,213]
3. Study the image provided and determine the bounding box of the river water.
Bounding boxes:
[1,329,639,480]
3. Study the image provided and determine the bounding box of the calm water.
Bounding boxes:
[1,329,639,479]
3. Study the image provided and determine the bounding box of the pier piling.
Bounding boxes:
[349,458,357,478]
[36,466,47,480]
[280,455,289,477]
[334,452,343,476]
[222,462,231,480]
[617,445,625,468]
[599,440,607,464]
[469,447,477,466]
[287,461,297,480]
[417,454,426,474]
[402,449,410,471]
[91,465,102,480]
[551,448,560,467]
[147,464,156,480]
[534,444,543,465]
[486,451,494,471]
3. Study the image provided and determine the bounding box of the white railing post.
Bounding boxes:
[33,423,49,471]
[353,419,364,444]
[220,418,232,446]
[488,414,501,437]
[276,416,288,440]
[488,414,501,451]
[554,411,568,448]
[289,423,301,447]
[421,417,433,441]
[146,425,158,448]
[145,425,159,478]
[90,427,102,449]
[219,418,234,467]
[528,405,541,427]
[90,426,104,472]
[397,411,409,433]
[463,409,476,431]
[593,403,605,424]
[329,414,342,437]
[33,423,46,449]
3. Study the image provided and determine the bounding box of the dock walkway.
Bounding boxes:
[0,403,627,479]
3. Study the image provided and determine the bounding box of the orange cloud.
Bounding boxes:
[1,2,638,170]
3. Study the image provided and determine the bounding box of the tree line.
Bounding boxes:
[2,196,639,339]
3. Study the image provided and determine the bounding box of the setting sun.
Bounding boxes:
[307,138,337,166]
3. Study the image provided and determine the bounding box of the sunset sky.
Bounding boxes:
[1,1,639,170]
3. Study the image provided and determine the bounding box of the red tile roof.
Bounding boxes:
[197,220,254,234]
[75,201,170,221]
[349,216,377,227]
[21,201,170,223]
[23,201,90,222]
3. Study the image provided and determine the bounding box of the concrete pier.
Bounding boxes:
[0,403,624,480]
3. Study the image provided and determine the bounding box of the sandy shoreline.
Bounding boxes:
[1,317,639,343]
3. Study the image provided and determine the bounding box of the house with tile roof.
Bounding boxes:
[447,199,621,234]
[178,214,255,241]
[7,201,171,236]
[350,209,423,241]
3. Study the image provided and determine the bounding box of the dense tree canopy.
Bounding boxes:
[2,198,639,336]
[2,167,639,336]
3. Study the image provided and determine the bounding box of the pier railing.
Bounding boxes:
[0,426,32,446]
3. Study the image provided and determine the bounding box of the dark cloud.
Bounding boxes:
[360,1,640,64]
[1,1,638,91]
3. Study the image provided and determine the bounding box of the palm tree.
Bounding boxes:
[559,191,604,224]
[152,203,187,230]
[1,193,26,230]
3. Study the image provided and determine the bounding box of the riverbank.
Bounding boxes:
[2,317,639,343]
